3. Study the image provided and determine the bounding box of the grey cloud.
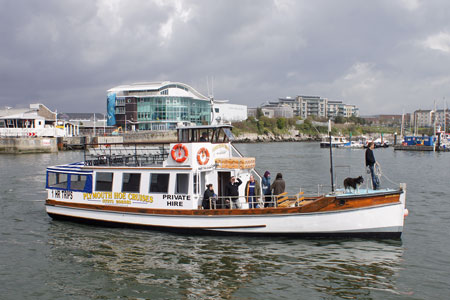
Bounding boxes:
[1,0,450,114]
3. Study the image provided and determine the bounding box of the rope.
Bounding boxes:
[375,161,399,186]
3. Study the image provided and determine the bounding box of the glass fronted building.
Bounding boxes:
[107,82,211,131]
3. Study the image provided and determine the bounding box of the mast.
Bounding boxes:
[401,110,404,139]
[328,119,334,192]
[444,99,447,135]
[433,100,436,152]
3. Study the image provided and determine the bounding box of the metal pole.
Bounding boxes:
[434,100,436,152]
[328,120,334,192]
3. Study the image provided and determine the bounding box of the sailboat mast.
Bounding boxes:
[328,120,334,192]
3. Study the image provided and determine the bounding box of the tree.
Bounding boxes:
[256,107,263,119]
[334,116,346,124]
[277,117,286,129]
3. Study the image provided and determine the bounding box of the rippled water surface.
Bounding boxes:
[1,143,449,299]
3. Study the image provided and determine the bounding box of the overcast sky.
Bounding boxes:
[1,0,450,115]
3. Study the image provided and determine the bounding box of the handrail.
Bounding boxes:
[202,193,315,210]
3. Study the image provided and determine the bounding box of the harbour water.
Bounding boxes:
[1,142,449,299]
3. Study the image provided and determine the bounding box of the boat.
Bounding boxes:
[45,124,408,238]
[342,140,365,148]
[319,136,348,148]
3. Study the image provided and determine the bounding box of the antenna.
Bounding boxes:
[211,76,214,99]
[206,77,210,98]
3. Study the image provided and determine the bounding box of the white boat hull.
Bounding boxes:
[46,199,405,238]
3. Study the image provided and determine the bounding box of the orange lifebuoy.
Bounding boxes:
[197,147,210,165]
[171,143,189,163]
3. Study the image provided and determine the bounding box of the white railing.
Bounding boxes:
[0,128,68,137]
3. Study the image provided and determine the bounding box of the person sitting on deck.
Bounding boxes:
[202,184,216,209]
[225,176,242,209]
[199,132,208,142]
[245,175,261,208]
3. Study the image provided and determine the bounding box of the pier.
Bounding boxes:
[394,145,450,152]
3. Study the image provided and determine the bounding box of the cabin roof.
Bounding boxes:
[177,124,233,130]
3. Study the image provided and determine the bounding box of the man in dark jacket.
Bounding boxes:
[271,173,286,196]
[365,142,379,190]
[225,176,242,208]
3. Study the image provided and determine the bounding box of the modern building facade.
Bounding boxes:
[296,95,328,118]
[258,96,358,119]
[107,82,212,131]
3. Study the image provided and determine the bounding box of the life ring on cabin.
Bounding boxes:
[171,143,189,163]
[197,147,210,165]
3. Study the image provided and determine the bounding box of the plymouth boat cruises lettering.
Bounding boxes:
[45,124,408,238]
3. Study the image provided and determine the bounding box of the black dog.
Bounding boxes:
[343,176,364,193]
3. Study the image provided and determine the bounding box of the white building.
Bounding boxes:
[0,104,78,137]
[434,109,449,129]
[414,109,433,127]
[212,100,247,124]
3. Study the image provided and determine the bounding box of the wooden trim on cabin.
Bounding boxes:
[46,192,401,216]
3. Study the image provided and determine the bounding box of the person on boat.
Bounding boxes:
[245,175,261,208]
[199,132,208,142]
[365,142,380,190]
[202,184,216,209]
[262,171,272,207]
[271,173,285,196]
[225,176,242,208]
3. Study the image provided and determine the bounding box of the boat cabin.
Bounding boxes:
[47,125,259,210]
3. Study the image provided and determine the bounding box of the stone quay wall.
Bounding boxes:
[0,137,58,153]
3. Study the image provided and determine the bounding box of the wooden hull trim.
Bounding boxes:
[46,200,402,217]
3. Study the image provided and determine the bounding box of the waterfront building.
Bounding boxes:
[327,101,359,119]
[212,101,247,124]
[107,82,212,131]
[259,101,294,118]
[434,109,449,130]
[327,100,342,118]
[414,109,433,128]
[0,104,78,137]
[296,95,328,118]
[58,113,114,136]
[248,107,276,118]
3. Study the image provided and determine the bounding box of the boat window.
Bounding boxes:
[122,173,141,193]
[215,128,226,143]
[96,172,114,192]
[149,173,169,193]
[176,174,189,194]
[179,129,190,143]
[193,173,198,194]
[70,174,90,192]
[47,172,69,189]
[223,128,235,141]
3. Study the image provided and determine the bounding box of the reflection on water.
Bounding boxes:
[47,222,404,299]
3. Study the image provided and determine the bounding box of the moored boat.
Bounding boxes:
[45,125,407,237]
[320,136,348,148]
